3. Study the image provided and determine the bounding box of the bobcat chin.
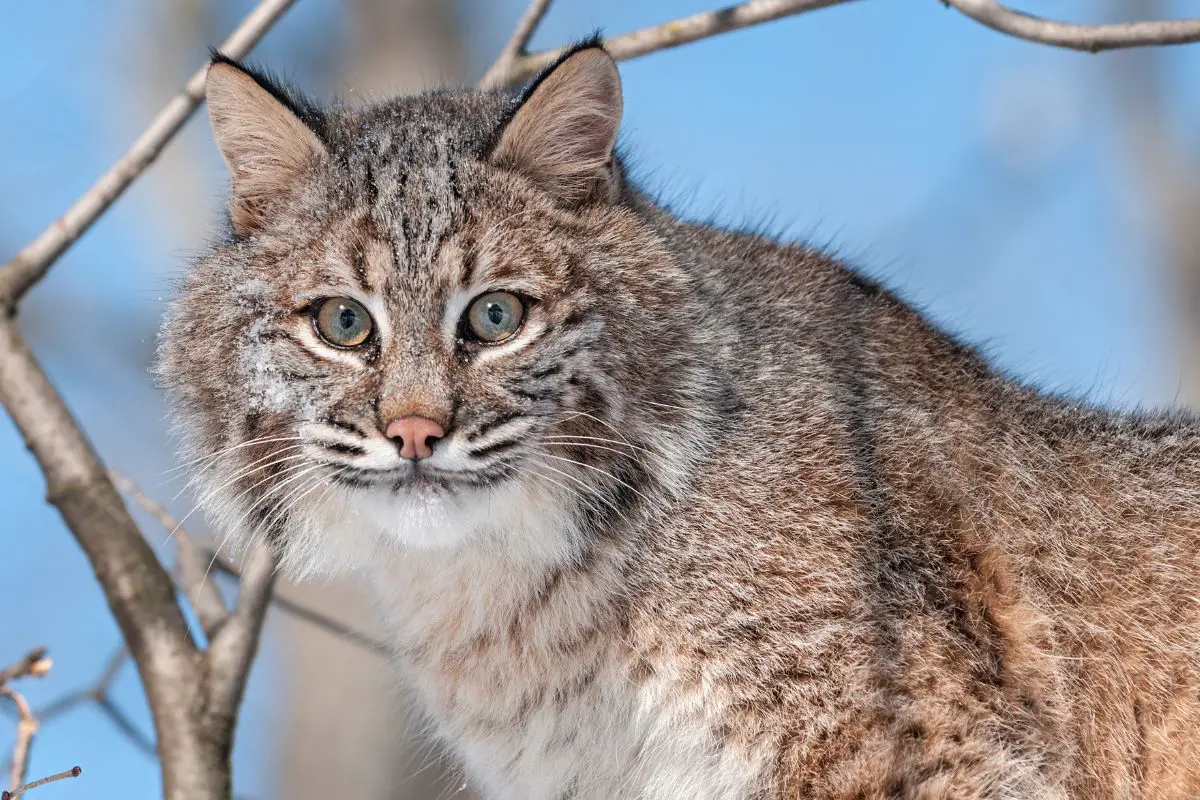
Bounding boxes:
[158,41,1200,799]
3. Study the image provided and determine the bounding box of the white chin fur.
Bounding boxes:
[207,471,578,581]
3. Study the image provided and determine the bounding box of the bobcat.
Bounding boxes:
[157,42,1200,799]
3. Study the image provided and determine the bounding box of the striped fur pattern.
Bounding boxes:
[157,44,1200,799]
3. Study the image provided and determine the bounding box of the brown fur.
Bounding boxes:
[156,45,1200,799]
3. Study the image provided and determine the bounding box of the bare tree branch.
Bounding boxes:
[0,649,52,795]
[207,546,278,723]
[110,470,230,638]
[113,467,390,655]
[252,586,391,656]
[0,0,298,794]
[500,0,861,86]
[0,318,201,788]
[2,766,82,800]
[480,0,555,89]
[1,691,36,797]
[941,0,1200,53]
[0,0,298,310]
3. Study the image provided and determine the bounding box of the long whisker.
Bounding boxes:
[225,463,329,548]
[519,463,586,504]
[201,464,328,588]
[159,435,304,477]
[163,452,311,544]
[543,440,641,460]
[255,466,333,539]
[640,399,694,413]
[167,443,308,505]
[551,409,637,448]
[535,452,654,505]
[526,457,634,522]
[542,435,654,457]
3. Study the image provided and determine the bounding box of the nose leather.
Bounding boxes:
[385,416,445,460]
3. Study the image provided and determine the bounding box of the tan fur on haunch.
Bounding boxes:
[205,62,326,233]
[491,48,622,205]
[159,49,1200,799]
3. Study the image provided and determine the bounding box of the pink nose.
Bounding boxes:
[384,416,445,460]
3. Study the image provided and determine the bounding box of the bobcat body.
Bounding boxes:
[157,44,1200,799]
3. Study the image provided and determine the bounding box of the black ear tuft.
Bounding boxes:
[207,52,328,141]
[514,34,607,106]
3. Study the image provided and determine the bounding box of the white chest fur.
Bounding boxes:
[364,536,766,800]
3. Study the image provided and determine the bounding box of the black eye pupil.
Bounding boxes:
[339,307,356,331]
[487,304,504,325]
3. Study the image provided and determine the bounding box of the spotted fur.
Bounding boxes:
[157,44,1200,799]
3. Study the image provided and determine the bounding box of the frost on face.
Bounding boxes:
[238,315,307,415]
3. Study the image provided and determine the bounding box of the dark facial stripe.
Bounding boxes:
[467,437,521,460]
[321,441,367,458]
[470,411,522,442]
[325,417,366,437]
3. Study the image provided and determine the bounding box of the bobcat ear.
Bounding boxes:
[205,58,326,234]
[490,45,622,205]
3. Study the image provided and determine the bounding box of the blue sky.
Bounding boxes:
[2,1,1199,797]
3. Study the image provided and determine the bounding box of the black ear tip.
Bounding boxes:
[208,49,244,71]
[561,34,612,65]
[518,35,618,102]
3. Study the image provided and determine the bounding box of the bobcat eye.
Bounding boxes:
[464,291,525,343]
[313,297,373,348]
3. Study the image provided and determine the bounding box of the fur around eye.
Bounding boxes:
[313,297,373,347]
[464,291,525,343]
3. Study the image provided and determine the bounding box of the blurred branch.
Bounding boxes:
[13,646,154,759]
[0,0,298,310]
[0,652,50,689]
[480,0,555,88]
[941,0,1200,52]
[499,0,862,86]
[1108,0,1200,399]
[110,470,230,638]
[113,473,390,656]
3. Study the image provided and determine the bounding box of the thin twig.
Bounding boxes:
[479,0,556,88]
[1,766,81,800]
[940,0,1200,53]
[0,0,299,309]
[110,469,230,638]
[1,690,36,795]
[257,583,391,656]
[30,645,127,725]
[501,0,862,86]
[208,554,390,655]
[0,652,50,687]
[0,649,52,795]
[93,696,157,758]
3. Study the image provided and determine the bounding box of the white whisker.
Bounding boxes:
[535,452,654,505]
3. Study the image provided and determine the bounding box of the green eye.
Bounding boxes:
[465,291,525,343]
[314,297,373,347]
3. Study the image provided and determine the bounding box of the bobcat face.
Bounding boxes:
[157,47,697,575]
